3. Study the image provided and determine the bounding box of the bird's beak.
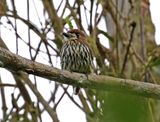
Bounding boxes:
[63,32,69,38]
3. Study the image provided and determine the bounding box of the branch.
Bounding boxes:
[0,47,160,99]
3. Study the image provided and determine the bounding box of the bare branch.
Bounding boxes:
[0,47,160,99]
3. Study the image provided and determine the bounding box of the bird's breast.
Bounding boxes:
[60,39,93,73]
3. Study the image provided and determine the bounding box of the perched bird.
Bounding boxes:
[60,29,94,94]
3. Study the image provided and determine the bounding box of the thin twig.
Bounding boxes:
[0,76,8,121]
[121,21,136,75]
[0,83,16,87]
[53,85,69,110]
[18,72,60,122]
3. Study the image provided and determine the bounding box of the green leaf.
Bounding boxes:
[149,58,160,67]
[65,17,73,29]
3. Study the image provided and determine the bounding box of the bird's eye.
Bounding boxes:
[76,33,80,38]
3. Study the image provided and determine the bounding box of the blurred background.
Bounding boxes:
[0,0,160,122]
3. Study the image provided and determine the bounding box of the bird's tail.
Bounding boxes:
[73,87,80,95]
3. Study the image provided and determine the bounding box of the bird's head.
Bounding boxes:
[63,29,87,42]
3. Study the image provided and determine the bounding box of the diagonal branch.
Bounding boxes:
[0,47,160,99]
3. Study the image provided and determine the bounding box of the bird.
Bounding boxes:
[60,29,94,94]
